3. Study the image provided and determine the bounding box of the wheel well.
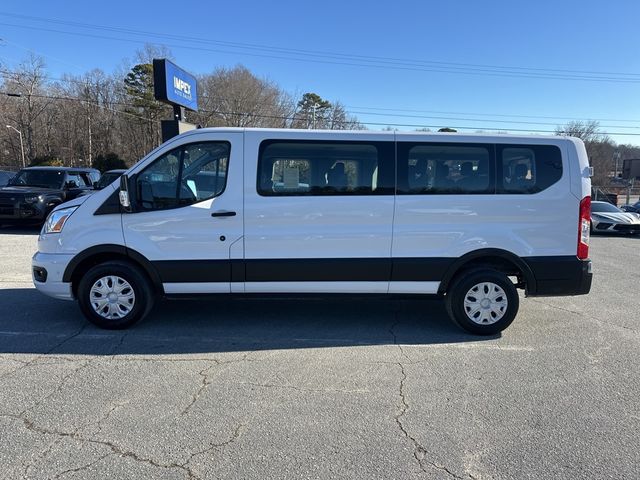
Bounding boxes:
[439,254,533,295]
[69,252,161,298]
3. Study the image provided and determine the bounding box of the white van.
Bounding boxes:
[32,128,592,335]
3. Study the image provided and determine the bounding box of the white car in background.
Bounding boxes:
[591,201,640,235]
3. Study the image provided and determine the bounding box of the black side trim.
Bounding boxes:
[391,258,452,281]
[146,255,534,285]
[524,256,592,296]
[152,260,230,283]
[245,258,392,282]
[153,258,394,283]
[94,188,121,215]
[231,259,244,283]
[150,257,455,283]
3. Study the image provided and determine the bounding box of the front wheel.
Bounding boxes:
[445,269,519,335]
[77,261,155,329]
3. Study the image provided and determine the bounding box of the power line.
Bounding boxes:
[6,90,640,137]
[4,68,640,128]
[5,90,640,134]
[3,11,640,79]
[347,109,640,130]
[5,64,640,129]
[343,105,640,124]
[2,17,640,83]
[0,90,156,123]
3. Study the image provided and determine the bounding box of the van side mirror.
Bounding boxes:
[119,174,133,213]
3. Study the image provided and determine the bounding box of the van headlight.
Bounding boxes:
[43,206,78,234]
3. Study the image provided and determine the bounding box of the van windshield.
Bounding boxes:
[9,170,65,189]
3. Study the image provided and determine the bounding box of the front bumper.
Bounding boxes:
[32,252,76,301]
[593,220,640,234]
[0,200,48,223]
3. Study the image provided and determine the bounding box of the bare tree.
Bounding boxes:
[2,54,50,163]
[556,120,614,184]
[555,120,604,143]
[195,66,294,128]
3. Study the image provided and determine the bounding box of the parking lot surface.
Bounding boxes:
[0,227,638,479]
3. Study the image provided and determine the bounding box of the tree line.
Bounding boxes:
[0,46,362,171]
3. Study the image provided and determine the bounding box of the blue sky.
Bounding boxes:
[1,0,640,144]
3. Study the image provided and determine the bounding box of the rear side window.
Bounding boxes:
[398,143,494,194]
[498,145,562,194]
[257,140,394,196]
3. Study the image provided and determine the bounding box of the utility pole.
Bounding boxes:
[85,81,93,166]
[311,102,321,129]
[6,125,26,168]
[613,151,621,178]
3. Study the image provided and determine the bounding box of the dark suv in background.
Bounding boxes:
[0,166,99,226]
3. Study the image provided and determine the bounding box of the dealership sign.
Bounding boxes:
[153,59,198,111]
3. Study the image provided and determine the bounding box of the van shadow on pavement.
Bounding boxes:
[0,288,496,355]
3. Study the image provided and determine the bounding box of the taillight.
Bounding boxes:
[577,196,590,259]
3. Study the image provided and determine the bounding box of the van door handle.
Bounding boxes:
[211,210,236,217]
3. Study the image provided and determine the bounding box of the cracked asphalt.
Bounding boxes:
[0,227,638,479]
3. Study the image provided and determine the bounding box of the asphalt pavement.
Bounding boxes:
[0,226,638,479]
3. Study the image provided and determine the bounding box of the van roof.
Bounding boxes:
[182,127,576,142]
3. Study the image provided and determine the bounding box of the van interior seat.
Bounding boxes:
[511,164,531,190]
[433,163,455,190]
[326,162,348,189]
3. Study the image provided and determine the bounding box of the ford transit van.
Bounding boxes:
[32,128,592,335]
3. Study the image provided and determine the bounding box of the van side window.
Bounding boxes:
[498,145,562,194]
[257,141,394,196]
[137,142,230,210]
[398,143,494,194]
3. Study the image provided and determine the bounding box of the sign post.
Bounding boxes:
[153,59,199,142]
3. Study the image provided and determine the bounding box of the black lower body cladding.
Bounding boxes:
[151,255,592,297]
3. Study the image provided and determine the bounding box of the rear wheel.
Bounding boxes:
[77,261,154,329]
[445,269,519,335]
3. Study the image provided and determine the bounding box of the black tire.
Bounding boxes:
[77,260,155,329]
[445,269,519,335]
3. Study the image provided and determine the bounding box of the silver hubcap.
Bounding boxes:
[463,282,508,325]
[90,275,135,319]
